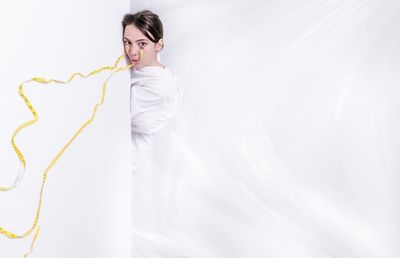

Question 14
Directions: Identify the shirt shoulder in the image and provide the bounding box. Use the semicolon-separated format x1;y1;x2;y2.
132;67;168;86
131;67;180;97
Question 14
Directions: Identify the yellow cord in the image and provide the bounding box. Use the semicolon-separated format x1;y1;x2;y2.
0;51;141;257
23;226;40;258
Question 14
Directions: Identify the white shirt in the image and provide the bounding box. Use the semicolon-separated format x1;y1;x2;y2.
130;66;182;171
130;66;182;134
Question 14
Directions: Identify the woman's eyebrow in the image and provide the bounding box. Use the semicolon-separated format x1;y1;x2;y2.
123;37;148;42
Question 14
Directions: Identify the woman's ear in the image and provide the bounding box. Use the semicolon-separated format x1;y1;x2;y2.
155;38;164;52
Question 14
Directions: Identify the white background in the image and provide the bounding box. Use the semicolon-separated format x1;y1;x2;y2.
0;0;131;257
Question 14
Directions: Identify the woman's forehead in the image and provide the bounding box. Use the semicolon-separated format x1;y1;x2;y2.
124;25;146;39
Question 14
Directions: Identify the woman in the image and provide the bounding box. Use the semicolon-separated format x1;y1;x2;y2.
122;10;182;169
122;10;184;257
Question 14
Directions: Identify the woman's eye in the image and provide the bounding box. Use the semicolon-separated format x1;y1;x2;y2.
139;42;146;47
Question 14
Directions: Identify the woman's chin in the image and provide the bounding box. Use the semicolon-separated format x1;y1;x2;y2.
132;63;142;69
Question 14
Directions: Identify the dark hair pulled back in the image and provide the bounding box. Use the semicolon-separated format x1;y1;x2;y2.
122;10;164;44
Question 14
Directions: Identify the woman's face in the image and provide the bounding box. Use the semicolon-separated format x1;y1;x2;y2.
123;24;163;69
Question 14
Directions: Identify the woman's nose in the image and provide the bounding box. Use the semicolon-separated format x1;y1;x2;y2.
128;44;139;56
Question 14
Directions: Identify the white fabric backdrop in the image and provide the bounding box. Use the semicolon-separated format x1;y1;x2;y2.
131;1;400;257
